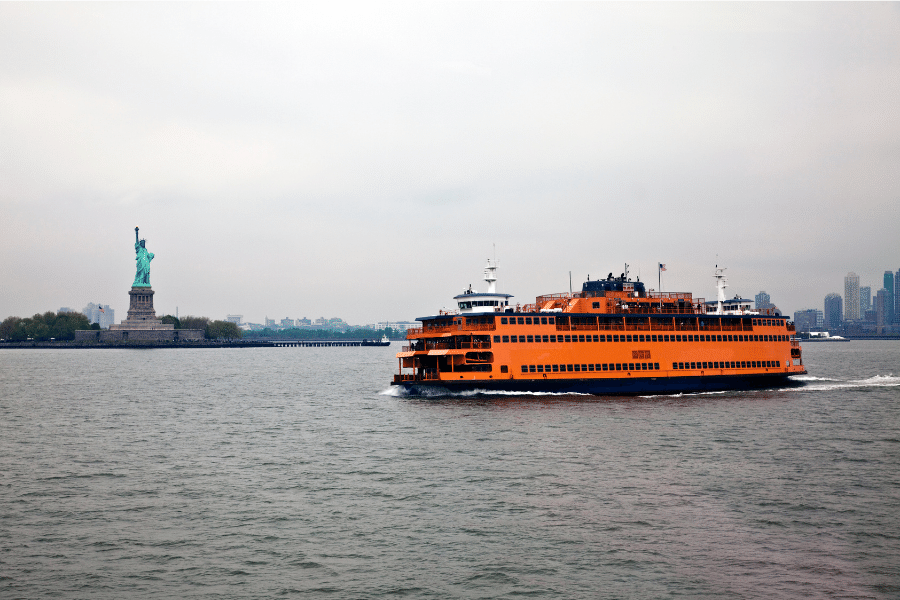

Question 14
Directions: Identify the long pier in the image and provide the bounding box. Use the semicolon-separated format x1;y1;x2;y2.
269;339;384;347
1;339;393;349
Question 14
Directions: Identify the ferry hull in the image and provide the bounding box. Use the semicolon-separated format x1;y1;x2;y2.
393;372;804;396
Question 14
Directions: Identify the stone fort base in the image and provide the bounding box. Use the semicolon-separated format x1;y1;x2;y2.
75;285;204;343
76;329;205;343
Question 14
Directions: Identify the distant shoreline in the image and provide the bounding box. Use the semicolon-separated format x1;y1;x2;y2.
0;339;394;349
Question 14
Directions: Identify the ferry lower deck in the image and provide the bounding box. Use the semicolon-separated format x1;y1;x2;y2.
393;313;807;395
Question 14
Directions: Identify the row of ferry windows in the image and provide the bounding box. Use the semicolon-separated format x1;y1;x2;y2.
673;360;782;369
752;319;781;327
522;363;661;373
501;316;556;325
494;333;788;344
499;316;784;328
517;360;783;374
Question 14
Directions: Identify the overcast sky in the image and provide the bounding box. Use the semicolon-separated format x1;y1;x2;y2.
2;2;899;325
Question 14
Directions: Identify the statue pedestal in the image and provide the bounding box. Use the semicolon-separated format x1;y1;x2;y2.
109;287;173;330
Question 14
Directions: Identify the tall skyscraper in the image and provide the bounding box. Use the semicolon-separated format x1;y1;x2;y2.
844;272;860;321
895;268;900;324
755;291;773;310
875;289;889;333
859;286;871;316
824;293;842;330
885;271;896;326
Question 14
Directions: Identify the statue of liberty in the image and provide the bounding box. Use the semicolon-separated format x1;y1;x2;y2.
133;227;154;287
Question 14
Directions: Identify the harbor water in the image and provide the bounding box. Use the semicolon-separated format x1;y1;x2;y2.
1;341;898;598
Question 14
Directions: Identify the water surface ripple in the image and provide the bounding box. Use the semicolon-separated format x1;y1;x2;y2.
1;342;898;598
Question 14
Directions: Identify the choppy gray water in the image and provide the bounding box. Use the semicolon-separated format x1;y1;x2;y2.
1;342;898;599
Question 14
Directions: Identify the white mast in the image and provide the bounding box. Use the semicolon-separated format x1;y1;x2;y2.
714;266;728;314
484;258;498;294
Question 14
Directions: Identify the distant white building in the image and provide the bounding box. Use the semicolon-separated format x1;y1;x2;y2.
225;315;242;325
83;302;115;329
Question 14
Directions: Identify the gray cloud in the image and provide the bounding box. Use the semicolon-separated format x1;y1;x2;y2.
2;3;899;324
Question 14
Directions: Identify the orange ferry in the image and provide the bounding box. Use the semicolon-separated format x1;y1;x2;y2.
392;261;806;395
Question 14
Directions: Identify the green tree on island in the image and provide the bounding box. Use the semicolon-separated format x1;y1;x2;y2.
0;311;92;341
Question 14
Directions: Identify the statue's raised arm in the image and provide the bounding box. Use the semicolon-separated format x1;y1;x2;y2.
132;226;154;287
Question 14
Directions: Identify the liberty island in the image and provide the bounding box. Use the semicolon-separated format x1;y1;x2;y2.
76;227;204;343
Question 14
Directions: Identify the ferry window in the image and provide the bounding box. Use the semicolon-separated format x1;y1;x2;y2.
564;335;571;343
542;335;549;343
613;334;619;342
550;335;557;343
529;365;536;372
678;362;685;369
654;363;659;370
702;362;707;369
591;335;597;342
602;364;608;371
651;335;656;342
501;317;508;324
548;318;555;324
521;365;528;373
527;335;534;343
493;335;500;343
525;317;532;325
628;363;635;371
537;365;544;372
517;317;524;325
592;302;600;309
502;336;509;343
579;335;585;342
675;335;681;342
588;364;594;371
552;365;559;372
673;363;678;370
567;364;574;372
599;335;605;343
615;364;622;371
626;335;632;343
582;364;588;371
574;364;580;372
501;365;508;373
511;336;518;343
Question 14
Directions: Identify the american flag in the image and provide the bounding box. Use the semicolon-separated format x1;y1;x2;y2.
659;264;667;272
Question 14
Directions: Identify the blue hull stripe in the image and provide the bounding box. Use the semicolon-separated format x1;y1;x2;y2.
395;373;800;396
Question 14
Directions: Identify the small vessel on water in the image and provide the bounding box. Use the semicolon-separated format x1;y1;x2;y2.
362;334;391;347
392;260;806;395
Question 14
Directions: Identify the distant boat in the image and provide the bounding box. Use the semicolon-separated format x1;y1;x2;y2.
361;335;390;347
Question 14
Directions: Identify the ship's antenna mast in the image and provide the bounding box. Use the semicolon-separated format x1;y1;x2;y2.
624;263;629;281
714;264;728;315
484;248;498;294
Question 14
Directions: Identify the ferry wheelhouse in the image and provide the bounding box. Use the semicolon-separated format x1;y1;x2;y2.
392;262;806;395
